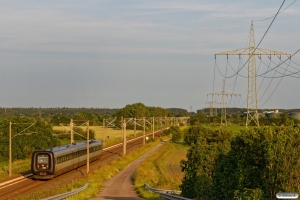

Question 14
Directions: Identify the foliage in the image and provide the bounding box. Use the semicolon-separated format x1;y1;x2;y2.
183;125;231;146
161;126;182;142
259;113;300;126
171;128;182;142
50;112;103;126
0;107;118;119
166;108;189;117
233;188;264;200
0;117;60;162
180;124;300;199
189;111;208;125
180;126;232;199
113;102;169;119
212;125;300;200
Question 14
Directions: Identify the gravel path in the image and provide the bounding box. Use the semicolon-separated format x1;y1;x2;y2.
89;142;165;200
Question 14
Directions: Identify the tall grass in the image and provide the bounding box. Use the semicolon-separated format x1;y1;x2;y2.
0;158;31;179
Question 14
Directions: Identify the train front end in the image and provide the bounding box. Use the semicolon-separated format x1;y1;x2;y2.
31;150;55;179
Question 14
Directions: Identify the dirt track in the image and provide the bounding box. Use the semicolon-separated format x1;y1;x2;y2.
89;142;165;200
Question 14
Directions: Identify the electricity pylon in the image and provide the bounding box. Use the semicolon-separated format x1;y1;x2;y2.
215;21;291;128
208;80;241;126
205;100;220;117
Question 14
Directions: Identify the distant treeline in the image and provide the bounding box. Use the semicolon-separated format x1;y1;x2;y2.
0;104;189;126
0;107;119;118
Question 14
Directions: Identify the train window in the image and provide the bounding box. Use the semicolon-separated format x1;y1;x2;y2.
38;155;49;163
37;154;49;169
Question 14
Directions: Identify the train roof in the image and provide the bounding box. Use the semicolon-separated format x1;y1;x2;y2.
38;140;102;154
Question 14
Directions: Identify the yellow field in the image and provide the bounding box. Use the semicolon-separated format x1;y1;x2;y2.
53;126;140;138
53;126;146;147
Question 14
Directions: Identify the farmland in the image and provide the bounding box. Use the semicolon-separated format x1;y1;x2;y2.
53;125;153;147
134;141;188;198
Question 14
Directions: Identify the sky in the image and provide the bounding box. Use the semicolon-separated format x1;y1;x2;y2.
0;0;299;111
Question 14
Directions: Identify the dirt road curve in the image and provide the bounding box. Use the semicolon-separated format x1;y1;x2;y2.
89;142;165;200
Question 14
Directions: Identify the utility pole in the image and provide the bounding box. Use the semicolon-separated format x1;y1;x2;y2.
9;122;12;177
103;119;106;141
86;120;89;174
215;21;290;127
70;119;74;144
123;118;127;155
143;117;145;145
134;117;136;137
160;117;162;135
152;116;154;139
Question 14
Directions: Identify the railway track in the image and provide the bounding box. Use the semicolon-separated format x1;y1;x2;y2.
0;130;163;199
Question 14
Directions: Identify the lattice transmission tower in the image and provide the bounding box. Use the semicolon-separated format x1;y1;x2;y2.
205;100;220;117
214;21;291;128
207;80;241;126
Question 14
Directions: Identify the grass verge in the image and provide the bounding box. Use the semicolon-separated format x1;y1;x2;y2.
19;137;167;200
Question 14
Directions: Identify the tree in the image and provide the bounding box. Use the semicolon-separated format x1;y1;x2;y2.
114;103;149;119
189;111;208;125
0;118;60;161
211;124;300;199
113;102;170;120
180;126;232;199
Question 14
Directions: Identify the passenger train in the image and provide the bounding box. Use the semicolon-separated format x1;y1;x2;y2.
31;140;103;179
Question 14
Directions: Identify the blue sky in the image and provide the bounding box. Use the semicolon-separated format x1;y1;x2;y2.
0;0;299;110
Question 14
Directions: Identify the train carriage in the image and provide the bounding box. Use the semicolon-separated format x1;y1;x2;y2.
31;140;103;180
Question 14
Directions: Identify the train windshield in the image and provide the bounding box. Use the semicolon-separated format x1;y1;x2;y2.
37;155;49;163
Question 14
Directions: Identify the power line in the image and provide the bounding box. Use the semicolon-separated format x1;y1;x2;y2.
259;59;292;107
254;0;298;22
216;0;287;79
258;56;300;78
257;49;300;77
